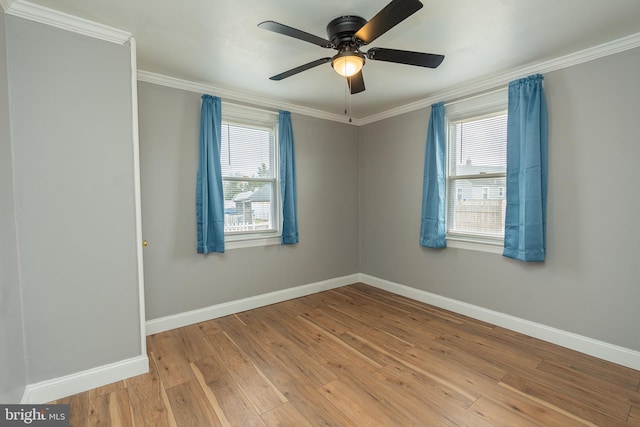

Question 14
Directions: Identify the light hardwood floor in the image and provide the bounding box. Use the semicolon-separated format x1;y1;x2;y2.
54;283;640;426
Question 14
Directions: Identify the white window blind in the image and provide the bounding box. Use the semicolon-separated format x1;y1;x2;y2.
447;111;507;241
221;121;278;236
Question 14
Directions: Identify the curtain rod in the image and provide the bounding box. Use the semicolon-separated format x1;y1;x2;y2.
221;99;279;116
444;85;508;108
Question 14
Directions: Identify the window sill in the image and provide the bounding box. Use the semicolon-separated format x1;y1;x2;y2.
225;235;281;250
446;236;503;254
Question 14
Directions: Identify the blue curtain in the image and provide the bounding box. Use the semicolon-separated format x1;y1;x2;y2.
503;74;548;262
196;95;225;254
420;102;447;248
279;111;298;244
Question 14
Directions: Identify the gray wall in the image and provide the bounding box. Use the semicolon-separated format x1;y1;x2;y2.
359;47;640;351
6;17;142;382
0;12;27;403
138;82;360;320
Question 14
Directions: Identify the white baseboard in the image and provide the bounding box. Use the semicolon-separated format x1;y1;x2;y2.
360;274;640;371
22;272;638;404
21;355;149;404
145;274;360;335
148;271;640;371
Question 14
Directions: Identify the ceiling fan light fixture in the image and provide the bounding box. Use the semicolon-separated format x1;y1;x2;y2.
259;0;445;94
332;53;364;77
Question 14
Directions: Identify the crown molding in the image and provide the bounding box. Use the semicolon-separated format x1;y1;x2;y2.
0;0;13;12
137;70;356;125
139;31;639;127
5;1;638;125
358;32;640;125
5;0;131;45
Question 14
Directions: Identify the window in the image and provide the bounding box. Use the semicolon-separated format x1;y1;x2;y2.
445;90;508;252
221;104;280;247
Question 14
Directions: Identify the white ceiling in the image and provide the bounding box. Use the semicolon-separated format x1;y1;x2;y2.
19;0;640;119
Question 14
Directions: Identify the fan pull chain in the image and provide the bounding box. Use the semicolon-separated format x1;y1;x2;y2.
344;77;348;115
349;88;353;123
343;77;354;123
347;65;352;122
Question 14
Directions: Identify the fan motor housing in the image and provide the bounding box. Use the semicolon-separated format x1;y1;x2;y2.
326;16;367;46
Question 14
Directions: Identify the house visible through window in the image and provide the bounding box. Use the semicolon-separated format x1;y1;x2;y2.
220;104;279;243
446;110;507;245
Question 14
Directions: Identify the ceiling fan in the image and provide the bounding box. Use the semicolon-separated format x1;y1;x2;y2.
258;0;444;94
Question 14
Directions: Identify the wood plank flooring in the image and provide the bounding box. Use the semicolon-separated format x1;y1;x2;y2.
53;283;640;426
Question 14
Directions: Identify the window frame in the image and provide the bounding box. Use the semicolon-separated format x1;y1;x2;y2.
444;89;508;254
221;103;281;250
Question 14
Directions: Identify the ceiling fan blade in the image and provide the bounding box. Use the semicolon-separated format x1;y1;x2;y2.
347;71;366;94
367;47;444;68
269;58;332;81
258;21;333;48
354;0;423;45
